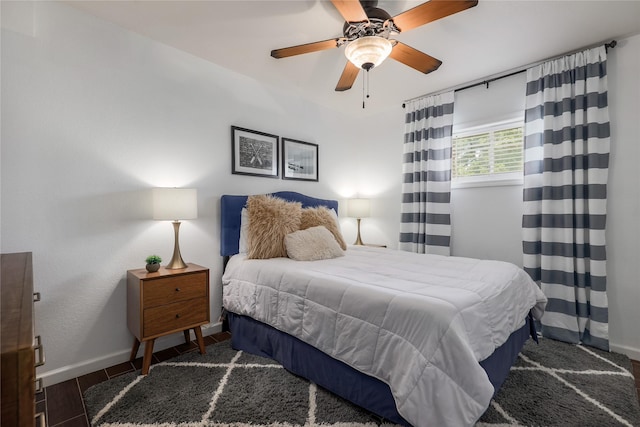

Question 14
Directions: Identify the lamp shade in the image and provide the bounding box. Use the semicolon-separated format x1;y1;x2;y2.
152;188;198;220
347;198;371;219
344;36;393;69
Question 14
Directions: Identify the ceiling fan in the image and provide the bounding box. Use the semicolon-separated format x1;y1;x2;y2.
271;0;479;92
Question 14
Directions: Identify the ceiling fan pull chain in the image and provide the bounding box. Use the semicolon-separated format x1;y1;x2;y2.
362;68;373;109
362;68;366;109
367;69;371;100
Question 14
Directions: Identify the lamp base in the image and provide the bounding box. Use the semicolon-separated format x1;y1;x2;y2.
166;221;188;269
353;218;365;246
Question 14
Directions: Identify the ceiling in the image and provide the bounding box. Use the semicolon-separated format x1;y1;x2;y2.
64;0;640;116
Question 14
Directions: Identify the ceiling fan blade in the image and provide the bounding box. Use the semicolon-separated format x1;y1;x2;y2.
271;38;344;59
392;0;478;33
335;61;360;91
389;42;442;74
331;0;369;23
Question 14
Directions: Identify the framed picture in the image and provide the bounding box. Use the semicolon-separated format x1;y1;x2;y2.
231;126;279;178
282;138;319;181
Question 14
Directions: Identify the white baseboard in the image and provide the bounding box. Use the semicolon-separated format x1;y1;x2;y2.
39;322;223;387
610;342;640;362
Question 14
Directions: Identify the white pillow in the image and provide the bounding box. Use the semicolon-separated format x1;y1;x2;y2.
238;208;249;253
329;208;342;234
285;226;344;261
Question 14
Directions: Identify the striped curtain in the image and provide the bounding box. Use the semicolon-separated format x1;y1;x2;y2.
399;91;454;256
523;46;610;350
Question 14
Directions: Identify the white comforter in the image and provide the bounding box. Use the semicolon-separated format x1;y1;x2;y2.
222;246;547;427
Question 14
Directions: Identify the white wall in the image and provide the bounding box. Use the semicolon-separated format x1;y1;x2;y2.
2;2;638;388
338;111;405;249
0;1;368;385
450;74;526;266
605;34;640;360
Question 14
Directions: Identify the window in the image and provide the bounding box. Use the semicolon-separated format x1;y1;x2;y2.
452;119;524;188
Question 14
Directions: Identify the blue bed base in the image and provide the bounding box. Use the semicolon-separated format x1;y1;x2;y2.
220;191;534;425
228;312;533;426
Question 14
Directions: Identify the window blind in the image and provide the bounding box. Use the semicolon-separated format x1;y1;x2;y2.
452;120;523;185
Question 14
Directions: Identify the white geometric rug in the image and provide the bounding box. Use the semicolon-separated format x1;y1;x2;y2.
85;341;393;427
478;337;639;426
83;338;640;427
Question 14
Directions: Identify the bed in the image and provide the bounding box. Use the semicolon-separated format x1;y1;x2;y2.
220;191;547;427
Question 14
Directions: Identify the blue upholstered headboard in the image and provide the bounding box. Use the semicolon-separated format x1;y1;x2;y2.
220;191;339;257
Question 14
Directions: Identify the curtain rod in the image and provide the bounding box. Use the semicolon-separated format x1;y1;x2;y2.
402;40;617;108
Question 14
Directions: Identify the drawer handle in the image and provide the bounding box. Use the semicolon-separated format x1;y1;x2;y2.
35;412;46;427
35;377;44;393
175;314;181;319
34;335;46;367
33;292;41;302
175;287;181;292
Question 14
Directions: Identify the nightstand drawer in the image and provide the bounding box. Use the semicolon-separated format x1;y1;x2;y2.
142;272;207;307
143;298;208;337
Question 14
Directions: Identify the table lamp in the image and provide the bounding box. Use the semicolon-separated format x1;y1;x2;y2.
347;198;370;246
152;188;198;269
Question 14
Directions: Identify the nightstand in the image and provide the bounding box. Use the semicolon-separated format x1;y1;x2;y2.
127;263;210;375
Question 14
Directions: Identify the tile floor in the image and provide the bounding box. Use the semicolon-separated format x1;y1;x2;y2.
37;335;640;427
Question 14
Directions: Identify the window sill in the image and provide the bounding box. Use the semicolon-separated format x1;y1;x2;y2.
452;177;523;189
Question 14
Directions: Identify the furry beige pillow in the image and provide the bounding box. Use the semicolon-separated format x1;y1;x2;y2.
246;195;302;259
300;206;347;250
285;226;345;261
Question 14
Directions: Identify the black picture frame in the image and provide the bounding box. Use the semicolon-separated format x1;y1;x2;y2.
231;126;279;178
282;138;319;182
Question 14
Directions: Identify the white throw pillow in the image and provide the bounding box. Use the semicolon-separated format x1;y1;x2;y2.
285;226;345;261
239;208;249;253
330;208;343;234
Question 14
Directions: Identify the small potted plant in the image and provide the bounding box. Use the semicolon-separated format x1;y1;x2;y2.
145;255;162;273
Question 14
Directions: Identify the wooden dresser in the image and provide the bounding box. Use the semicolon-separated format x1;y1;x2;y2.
1;252;45;427
127;263;209;374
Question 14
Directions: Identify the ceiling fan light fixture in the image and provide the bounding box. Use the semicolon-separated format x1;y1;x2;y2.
344;36;392;70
